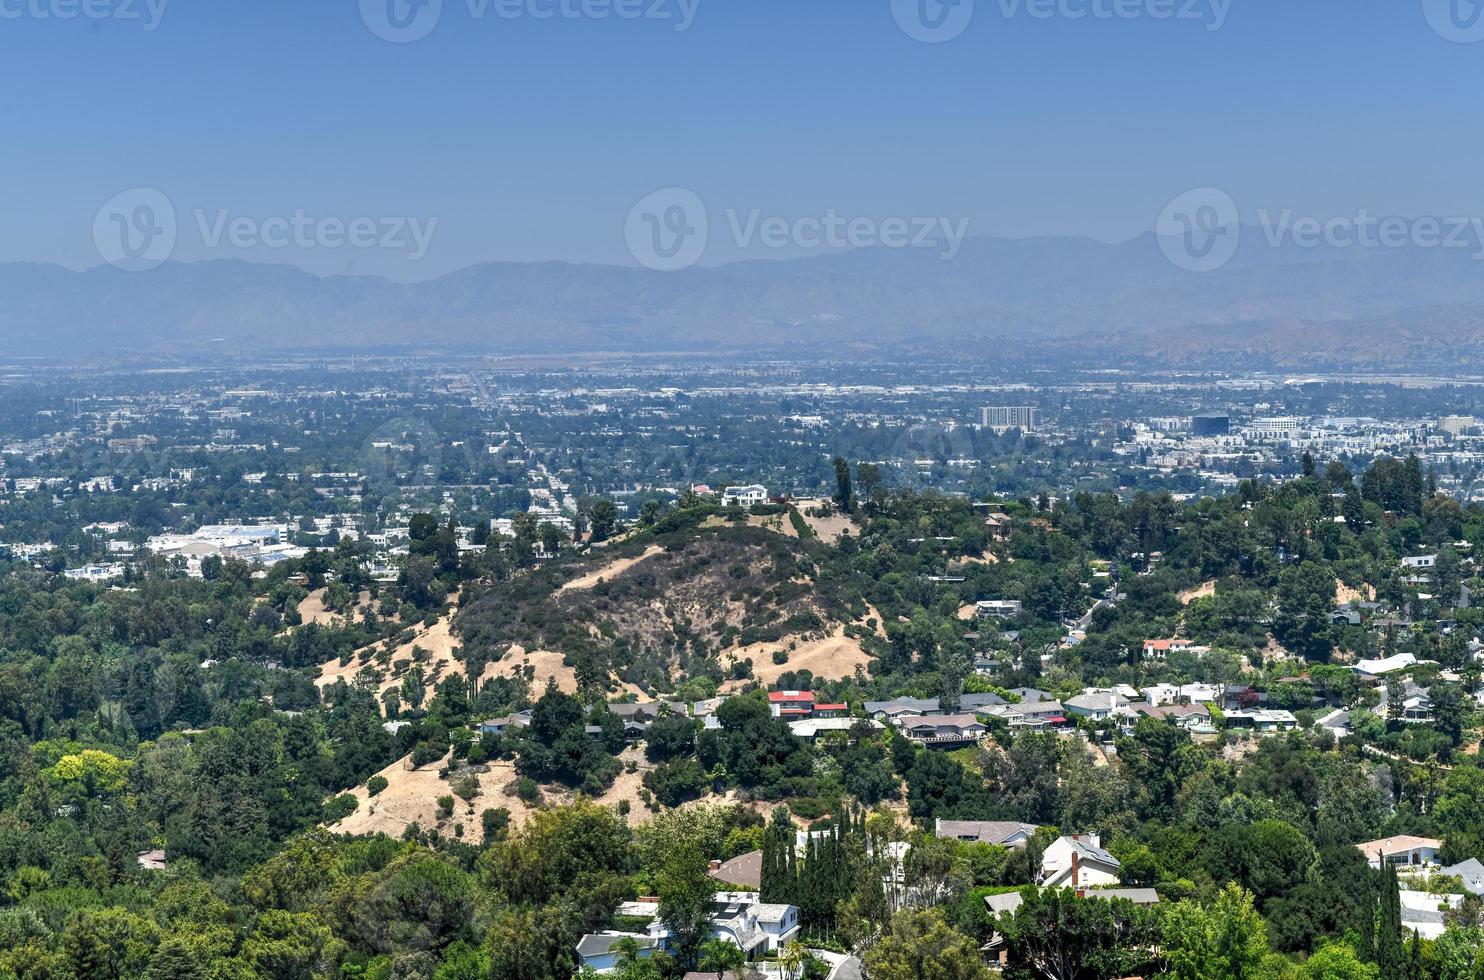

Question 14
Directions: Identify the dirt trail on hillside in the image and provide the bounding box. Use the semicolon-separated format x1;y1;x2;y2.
560;545;666;592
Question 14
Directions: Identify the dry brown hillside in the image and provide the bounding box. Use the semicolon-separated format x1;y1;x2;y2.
455;523;874;696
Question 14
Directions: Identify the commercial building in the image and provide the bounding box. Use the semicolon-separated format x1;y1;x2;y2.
981;406;1039;433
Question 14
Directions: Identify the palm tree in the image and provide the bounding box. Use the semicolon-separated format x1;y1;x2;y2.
612;937;642;969
779;939;809;980
697;938;744;980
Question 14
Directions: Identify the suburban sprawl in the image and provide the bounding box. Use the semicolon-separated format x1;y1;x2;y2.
5;357;1484;980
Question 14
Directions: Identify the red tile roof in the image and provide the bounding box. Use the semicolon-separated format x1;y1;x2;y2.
768;691;814;702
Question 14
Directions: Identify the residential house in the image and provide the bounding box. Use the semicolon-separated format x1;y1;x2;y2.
788;717;882;741
975;600;1024;620
575;933;659;973
1142;638;1207;660
935;819;1040;848
982;511;1013;540
767;691;814;719
1040;834;1122;889
864;696;941;721
1399;690;1435;724
708;852;762;890
1441;858;1484;895
707;892;800;954
477;711;531;736
1224;708;1298;733
721;485;769;508
1356;835;1442;870
1135;702;1214;733
1352;653;1419;677
1064;691;1130;721
577;893;799;969
1014;699;1066;725
900;713;988;744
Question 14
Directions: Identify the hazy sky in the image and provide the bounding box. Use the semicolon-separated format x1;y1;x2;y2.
2;0;1481;278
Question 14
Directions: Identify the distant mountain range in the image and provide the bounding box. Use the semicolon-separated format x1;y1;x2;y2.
8;229;1484;368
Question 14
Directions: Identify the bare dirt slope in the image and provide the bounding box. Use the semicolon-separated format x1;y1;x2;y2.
327;744;734;842
314;607;463;703
791;499;855;544
723;625;873;690
559;545;665;593
1179;580;1217;605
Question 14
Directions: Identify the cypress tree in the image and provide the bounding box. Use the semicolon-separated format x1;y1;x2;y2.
1376;865;1405;977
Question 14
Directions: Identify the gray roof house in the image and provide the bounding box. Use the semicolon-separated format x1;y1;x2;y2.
935;819;1040;847
1443;858;1484;895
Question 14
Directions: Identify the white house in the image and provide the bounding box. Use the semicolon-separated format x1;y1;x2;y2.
1402;554;1438;570
975;600;1025;620
1224;708;1298;733
705;892;800;955
1142;638;1207;660
1041;834;1122;889
1353;652;1419;676
578;893;800;970
721;485;768;508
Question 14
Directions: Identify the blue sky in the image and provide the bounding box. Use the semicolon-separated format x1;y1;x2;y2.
2;0;1481;278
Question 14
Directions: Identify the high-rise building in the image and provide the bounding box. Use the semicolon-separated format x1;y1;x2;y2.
1191;414;1230;437
982;406;1039;433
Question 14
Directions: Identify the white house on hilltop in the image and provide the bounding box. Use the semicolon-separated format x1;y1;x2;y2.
721;485;768;507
